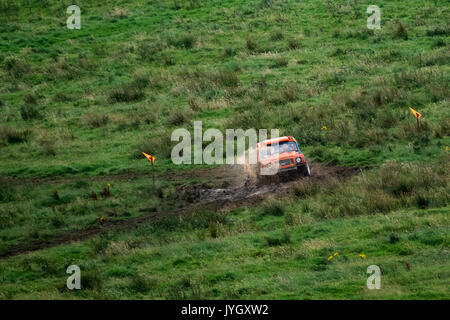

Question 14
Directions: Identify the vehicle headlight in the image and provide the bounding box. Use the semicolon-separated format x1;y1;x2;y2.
296;157;302;163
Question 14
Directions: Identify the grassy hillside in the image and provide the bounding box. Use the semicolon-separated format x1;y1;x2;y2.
0;0;449;299
1;160;449;299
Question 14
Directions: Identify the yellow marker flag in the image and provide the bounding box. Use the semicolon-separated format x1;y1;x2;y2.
142;152;155;164
409;107;422;120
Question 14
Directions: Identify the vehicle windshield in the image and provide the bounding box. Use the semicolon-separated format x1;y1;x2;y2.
260;141;298;159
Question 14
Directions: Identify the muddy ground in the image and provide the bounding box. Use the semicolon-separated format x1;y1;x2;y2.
177;163;362;208
0;163;362;258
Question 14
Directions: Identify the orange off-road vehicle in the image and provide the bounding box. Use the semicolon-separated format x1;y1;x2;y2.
255;136;310;180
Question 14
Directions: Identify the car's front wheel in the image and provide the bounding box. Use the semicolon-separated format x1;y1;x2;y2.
299;162;311;177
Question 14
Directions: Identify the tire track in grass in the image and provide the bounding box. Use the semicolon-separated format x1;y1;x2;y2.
0;164;362;259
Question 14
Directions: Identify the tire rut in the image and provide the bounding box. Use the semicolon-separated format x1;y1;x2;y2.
0;164;363;259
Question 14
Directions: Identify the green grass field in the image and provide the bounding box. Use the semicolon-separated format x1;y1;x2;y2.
0;0;449;299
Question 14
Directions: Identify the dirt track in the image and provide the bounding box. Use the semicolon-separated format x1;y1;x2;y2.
185;164;362;207
0;164;363;259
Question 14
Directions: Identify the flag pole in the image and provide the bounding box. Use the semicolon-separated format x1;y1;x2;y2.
409;107;422;131
142;152;156;187
152;161;155;186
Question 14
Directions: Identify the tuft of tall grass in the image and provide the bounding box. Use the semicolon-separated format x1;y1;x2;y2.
265;231;291;246
110;7;130;19
264;83;299;106
165;277;203;299
287;38;300;50
168;109;191;125
223;47;235;57
434;118;450;139
270;29;284;41
132;72;150;89
168;34;196;49
132;133;172;159
108;84;145;103
188;96;205;111
0;126;31;145
293;180;322;198
245;38;259;53
270;57;288;68
394;22;409;40
261;199;286;216
128;274;157;293
0;177;15;202
179;69;239;96
81;270;103;290
24;93;38;105
81;112;109;128
20;104;42;121
137;41;164;62
3;55;30;78
425;26;448;37
36;129;57;156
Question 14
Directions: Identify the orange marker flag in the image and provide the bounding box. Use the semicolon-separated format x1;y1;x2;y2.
409;107;422;120
142;152;155;164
